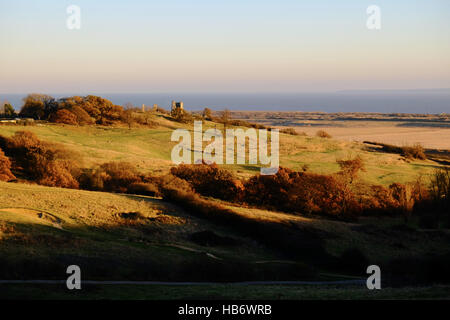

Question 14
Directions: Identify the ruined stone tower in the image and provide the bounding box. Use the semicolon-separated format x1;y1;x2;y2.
171;101;184;113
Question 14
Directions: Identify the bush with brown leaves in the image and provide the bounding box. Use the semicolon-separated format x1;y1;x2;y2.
244;167;359;218
316;130;332;138
79;161;141;193
49;109;78;125
170;162;244;201
1;131;80;188
38;160;79;189
337;155;365;184
0;147;15;182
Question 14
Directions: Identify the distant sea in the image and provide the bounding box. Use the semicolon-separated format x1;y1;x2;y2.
1;91;449;114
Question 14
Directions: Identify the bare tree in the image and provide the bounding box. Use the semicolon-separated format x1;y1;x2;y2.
219;109;231;129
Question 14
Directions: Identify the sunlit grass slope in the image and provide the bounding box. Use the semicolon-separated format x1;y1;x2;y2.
0;119;440;185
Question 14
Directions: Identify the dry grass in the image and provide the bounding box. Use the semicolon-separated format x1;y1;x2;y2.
288;122;450;150
0;181;173;228
0;122;443;186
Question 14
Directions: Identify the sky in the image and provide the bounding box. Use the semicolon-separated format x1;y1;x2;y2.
0;0;450;94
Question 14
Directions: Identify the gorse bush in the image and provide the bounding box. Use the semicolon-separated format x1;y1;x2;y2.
78;161;162;196
171;107;194;124
355;184;400;215
79;162;141;193
244;167;359;218
169;163;361;218
170;162;245;201
127;182;160;197
402;144;427;160
0;148;15;182
316;130;332;138
371;141;427;160
38;160;79;189
1;131;80;188
279;127;302;136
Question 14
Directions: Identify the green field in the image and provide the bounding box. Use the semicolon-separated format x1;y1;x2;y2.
0;121;439;185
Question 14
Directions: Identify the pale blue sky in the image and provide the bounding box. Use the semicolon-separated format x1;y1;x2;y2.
1;0;449;93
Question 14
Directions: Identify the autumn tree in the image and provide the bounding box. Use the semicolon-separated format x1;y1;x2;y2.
337;155;365;184
56;95;123;124
19;94;57;120
202;107;213;120
0;103;16;118
69;105;95;125
219;109;231;128
50;109;78;125
121;109;134;129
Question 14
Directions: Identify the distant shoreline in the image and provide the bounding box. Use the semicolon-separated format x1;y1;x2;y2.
2;92;450;114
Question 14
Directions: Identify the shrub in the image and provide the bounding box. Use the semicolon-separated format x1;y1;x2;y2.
430;167;450;207
171;108;193;124
279;127;301;136
371;141;427;160
170;163;244;201
316;130;331;138
202;108;213;120
244;167;359;218
133;113;158;127
402;144;426;160
79;162;141;193
155;106;169;114
389;183;414;213
357;184;399;215
38;160;79;189
2;131;80;188
127;182;160;197
417;167;450;228
0;148;15;181
337;155;365;184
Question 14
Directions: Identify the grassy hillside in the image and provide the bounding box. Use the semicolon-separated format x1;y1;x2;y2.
1;180;449;298
0;181;291;280
0;121;440;185
1;119;449;299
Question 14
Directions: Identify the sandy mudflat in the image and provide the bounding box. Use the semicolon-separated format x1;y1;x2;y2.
293;122;450;150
